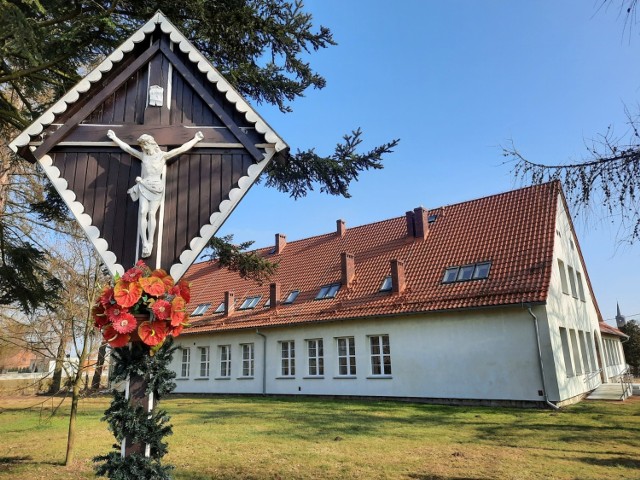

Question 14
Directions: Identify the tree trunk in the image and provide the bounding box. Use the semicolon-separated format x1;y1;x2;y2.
90;343;107;390
64;371;82;465
49;333;68;393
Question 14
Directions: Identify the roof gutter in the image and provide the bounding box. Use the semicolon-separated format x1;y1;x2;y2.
527;306;560;410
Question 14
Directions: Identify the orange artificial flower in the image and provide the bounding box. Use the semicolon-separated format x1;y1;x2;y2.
170;279;191;303
137;321;168;347
113;280;143;308
170;296;186;326
151;268;174;289
139;276;166;297
98;285;115;307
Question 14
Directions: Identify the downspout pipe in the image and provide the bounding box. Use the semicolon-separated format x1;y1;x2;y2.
527;306;561;410
256;329;267;395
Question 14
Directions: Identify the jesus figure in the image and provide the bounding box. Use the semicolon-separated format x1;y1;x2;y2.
107;129;204;258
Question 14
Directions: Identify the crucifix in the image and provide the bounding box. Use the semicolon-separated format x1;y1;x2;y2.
107;129;204;258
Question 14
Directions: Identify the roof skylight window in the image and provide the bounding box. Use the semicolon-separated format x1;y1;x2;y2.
283;290;300;304
263;298;271;308
239;295;262;310
214;302;225;313
428;214;438;223
442;261;492;284
316;283;341;300
379;276;393;292
191;303;211;316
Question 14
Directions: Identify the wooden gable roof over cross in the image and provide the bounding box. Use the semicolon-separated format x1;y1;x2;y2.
9;11;287;281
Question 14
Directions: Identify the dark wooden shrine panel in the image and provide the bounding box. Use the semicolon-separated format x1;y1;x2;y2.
82;66;148;125
160;150;256;268
50;147;140;269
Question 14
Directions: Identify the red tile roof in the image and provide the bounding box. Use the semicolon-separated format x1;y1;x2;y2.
599;322;628;338
183;182;563;334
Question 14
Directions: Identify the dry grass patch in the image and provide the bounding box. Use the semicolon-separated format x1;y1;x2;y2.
0;395;639;479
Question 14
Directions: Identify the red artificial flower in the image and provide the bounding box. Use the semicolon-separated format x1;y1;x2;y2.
139;276;166;297
114;280;143;308
152;299;171;320
169;297;186;326
92;304;109;328
111;312;137;334
98;286;115;307
137;321;168;346
102;325;130;348
170;280;191;303
151;268;174;289
122;265;143;282
106;304;129;322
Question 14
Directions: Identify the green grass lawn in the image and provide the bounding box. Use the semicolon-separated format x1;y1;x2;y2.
0;394;639;479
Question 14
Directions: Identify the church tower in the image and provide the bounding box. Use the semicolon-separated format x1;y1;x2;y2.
616;302;627;328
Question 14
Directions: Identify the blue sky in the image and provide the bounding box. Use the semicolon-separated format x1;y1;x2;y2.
217;0;640;325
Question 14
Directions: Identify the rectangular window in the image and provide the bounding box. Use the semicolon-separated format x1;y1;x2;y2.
337;337;356;376
559;328;574;377
558;259;569;294
316;284;341;300
283;290;299;304
307;339;324;376
219;345;231;377
241;343;254;377
191;303;211;316
587;334;597;373
180;348;191;378
472;262;491;279
456;265;474;281
578;331;590;373
369;335;391;375
198;346;210;378
442;267;459;283
576;271;586;301
280;341;295;376
569;329;583;375
567;265;578;298
239;296;262;310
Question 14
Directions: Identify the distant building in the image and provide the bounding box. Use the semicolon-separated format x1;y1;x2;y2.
172;182;628;407
616;303;627;328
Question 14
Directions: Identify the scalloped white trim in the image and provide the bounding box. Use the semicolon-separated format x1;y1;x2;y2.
169;148;277;281
9;11;288;154
39;152;124;277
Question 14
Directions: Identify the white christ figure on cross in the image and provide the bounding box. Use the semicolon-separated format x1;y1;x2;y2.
107;129;204;258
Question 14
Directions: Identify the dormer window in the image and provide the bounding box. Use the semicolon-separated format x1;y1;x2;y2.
379;276;393;292
191;303;211;316
442;261;492;284
315;283;340;300
283;290;300;304
239;295;262;310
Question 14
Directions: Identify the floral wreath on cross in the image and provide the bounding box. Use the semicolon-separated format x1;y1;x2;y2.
93;261;190;351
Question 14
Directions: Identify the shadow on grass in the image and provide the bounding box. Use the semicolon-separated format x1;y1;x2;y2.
580;456;640;469
408;475;490;480
0;456;32;472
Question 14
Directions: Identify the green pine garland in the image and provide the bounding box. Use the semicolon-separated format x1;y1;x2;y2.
95;338;178;479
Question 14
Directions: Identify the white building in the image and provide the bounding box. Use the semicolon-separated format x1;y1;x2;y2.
171;182;628;407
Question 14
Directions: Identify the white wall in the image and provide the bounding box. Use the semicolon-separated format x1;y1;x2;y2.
172;306;546;402
544;196;606;401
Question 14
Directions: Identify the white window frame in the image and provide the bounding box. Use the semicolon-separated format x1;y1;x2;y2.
241;343;254;377
559;327;574;377
577;331;591;373
180;347;191;378
239;296;262;310
191;303;211;316
569;329;583;375
306;339;324;376
336;337;356;376
576;271;586;301
567;265;578;298
369;335;392;376
219;345;231;378
280;341;295;377
557;259;569;295
198;346;210;378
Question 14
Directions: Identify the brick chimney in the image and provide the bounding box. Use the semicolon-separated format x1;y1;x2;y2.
275;233;286;254
341;252;355;288
224;291;235;316
406;207;429;240
337;219;346;237
390;259;406;294
413;207;429;240
405;211;415;237
270;282;280;310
